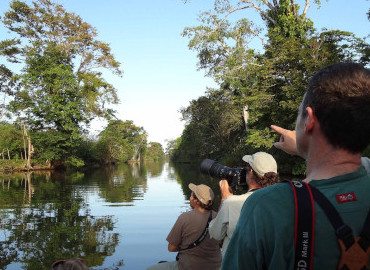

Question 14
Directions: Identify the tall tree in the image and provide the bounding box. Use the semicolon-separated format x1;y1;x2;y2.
180;0;370;174
0;0;122;164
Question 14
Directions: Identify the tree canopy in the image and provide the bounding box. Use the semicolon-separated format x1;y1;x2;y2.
96;120;147;164
0;0;122;165
176;0;370;174
145;142;165;162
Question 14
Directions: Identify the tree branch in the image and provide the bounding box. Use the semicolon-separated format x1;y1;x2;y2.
241;0;277;26
290;0;297;17
248;27;266;46
262;0;274;10
217;6;250;29
213;3;267;47
217;38;231;55
302;0;310;18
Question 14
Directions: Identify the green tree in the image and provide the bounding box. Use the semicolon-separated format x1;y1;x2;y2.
96;120;147;164
179;0;369;174
177;90;246;163
144;142;165;161
166;137;182;160
0;122;23;160
0;0;122;165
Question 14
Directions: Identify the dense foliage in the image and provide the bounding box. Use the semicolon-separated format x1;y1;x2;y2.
0;120;165;168
0;122;23;160
0;0;165;167
0;0;122;166
96;120;147;164
174;0;370;174
145;142;165;162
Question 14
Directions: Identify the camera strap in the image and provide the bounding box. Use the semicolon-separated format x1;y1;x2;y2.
176;211;213;261
289;181;370;270
289;181;315;270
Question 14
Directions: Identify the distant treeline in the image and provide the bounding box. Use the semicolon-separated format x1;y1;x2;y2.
0;120;165;170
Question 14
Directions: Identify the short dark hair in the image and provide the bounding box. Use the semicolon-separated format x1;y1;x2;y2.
301;63;370;153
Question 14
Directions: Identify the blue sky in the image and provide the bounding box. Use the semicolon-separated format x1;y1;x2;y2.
1;0;369;148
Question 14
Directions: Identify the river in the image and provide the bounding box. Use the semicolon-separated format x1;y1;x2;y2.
0;161;222;270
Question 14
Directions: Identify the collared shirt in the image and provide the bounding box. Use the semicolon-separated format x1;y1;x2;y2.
209;191;254;256
222;167;370;270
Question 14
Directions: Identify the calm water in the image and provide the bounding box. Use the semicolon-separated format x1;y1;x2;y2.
0;161;221;270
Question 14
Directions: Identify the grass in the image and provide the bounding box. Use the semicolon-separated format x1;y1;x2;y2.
0;159;28;172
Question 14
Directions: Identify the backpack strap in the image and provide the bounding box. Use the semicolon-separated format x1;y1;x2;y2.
176;211;213;261
309;185;370;270
309;185;355;249
289;181;315;270
182;211;213;250
358;210;370;252
290;181;370;270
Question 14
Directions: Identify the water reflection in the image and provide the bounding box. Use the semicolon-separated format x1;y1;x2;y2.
0;161;223;270
0;171;120;270
83;164;148;203
171;162;223;209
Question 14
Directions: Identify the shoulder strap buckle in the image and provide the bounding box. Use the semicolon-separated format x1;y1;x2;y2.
336;224;355;250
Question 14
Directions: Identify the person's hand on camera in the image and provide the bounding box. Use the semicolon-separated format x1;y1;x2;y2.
219;180;233;201
270;125;299;156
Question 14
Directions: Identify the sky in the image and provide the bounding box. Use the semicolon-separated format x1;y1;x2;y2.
1;0;369;148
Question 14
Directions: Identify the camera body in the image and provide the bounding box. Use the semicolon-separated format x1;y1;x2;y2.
200;159;248;191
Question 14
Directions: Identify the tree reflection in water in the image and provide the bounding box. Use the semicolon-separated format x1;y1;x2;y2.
171;161;223;209
0;161;162;270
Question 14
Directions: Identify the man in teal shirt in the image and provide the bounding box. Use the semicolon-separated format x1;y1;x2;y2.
222;63;370;269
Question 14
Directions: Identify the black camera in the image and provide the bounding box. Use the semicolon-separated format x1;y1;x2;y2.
200;159;248;191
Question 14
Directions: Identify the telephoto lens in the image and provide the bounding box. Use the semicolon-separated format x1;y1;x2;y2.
200;159;248;190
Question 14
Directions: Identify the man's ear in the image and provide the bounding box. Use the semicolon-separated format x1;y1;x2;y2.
305;107;315;133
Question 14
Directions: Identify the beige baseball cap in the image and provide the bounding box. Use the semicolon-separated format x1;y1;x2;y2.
188;183;214;205
242;152;277;177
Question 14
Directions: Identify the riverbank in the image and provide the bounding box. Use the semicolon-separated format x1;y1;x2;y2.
0;160;51;172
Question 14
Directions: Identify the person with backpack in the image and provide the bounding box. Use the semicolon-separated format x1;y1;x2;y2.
147;183;221;270
222;63;370;270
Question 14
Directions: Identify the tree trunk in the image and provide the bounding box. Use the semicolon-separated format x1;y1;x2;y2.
22;125;27;162
27;137;34;168
23;124;34;170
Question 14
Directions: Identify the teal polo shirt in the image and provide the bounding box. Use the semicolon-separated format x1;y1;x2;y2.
222;167;370;270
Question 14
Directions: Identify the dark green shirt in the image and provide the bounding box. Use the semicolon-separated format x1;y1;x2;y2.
222;167;370;270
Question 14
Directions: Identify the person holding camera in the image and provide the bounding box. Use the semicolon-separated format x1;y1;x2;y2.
147;183;221;270
208;152;279;257
222;63;370;270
